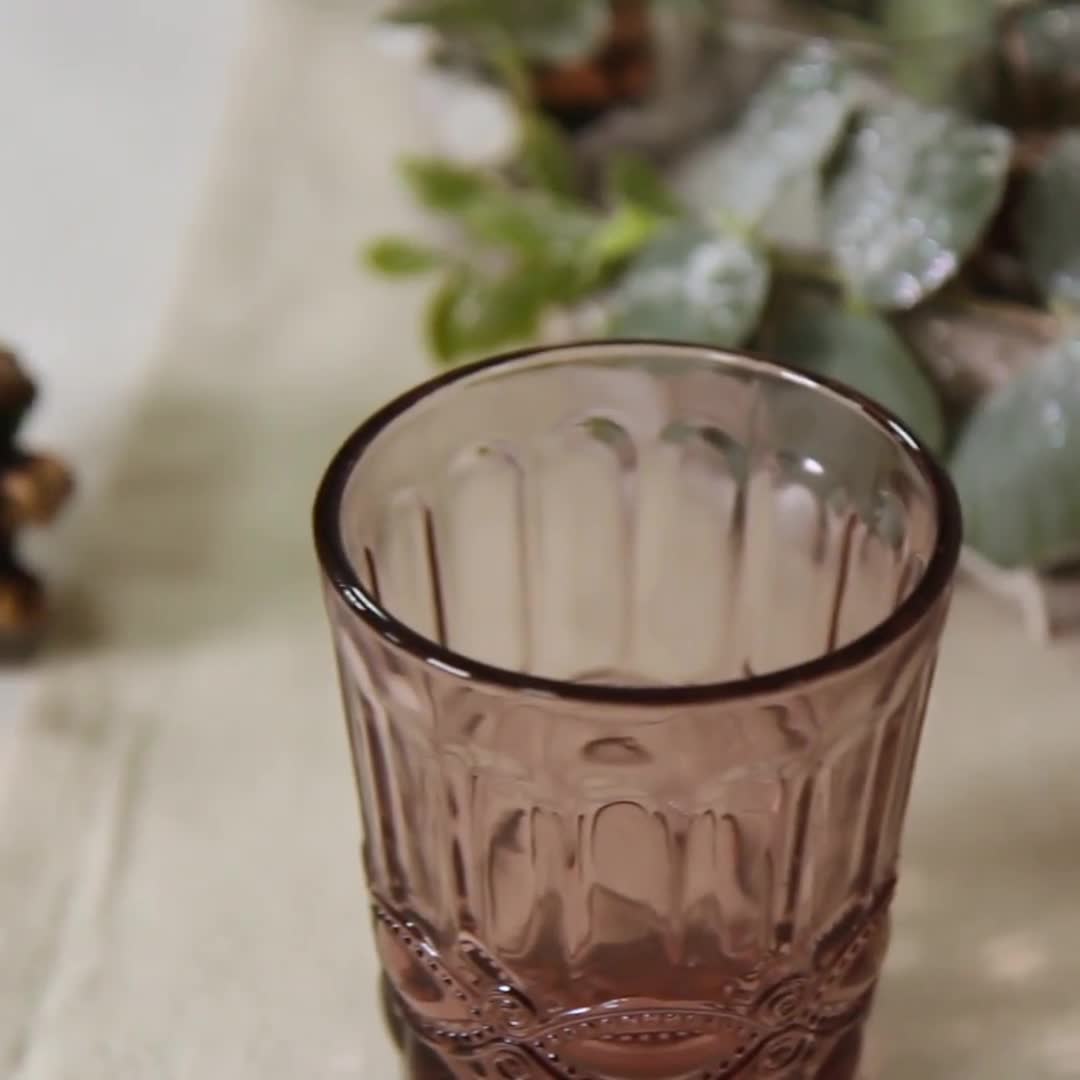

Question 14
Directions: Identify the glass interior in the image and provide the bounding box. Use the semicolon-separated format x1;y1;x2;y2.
338;343;939;687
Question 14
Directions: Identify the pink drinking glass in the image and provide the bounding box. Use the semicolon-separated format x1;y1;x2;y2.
313;341;961;1080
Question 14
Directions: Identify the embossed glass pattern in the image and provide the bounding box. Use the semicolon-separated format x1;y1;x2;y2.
314;342;961;1080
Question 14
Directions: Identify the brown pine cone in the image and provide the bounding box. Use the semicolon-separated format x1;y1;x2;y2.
1;452;74;529
532;0;654;131
0;345;35;443
0;346;74;659
0;554;46;660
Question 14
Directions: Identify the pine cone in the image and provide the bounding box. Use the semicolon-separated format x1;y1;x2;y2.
532;0;655;132
0;346;74;659
0;346;35;443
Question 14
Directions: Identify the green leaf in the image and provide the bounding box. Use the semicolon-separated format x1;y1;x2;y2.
401;157;493;213
610;155;681;217
951;336;1080;568
609;222;770;347
566;157;681;289
486;33;533;106
677;42;854;229
503;0;611;64
775;305;947;454
388;0;491;30
426;272;469;363
881;0;997;104
425;267;552;363
365;237;443;276
889;4;997;46
415;181;616;310
504;0;611;63
587;203;663;274
463;189;597;262
1020;130;1080;315
824;103;1012;310
518;112;578;199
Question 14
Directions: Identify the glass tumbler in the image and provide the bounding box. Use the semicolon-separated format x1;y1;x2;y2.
313;342;961;1080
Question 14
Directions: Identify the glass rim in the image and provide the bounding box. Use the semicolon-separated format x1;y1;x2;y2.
313;339;962;707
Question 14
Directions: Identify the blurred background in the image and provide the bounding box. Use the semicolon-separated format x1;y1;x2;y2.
0;0;247;485
2;2;1080;1078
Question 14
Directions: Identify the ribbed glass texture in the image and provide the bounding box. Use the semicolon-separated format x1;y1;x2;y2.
314;343;961;1080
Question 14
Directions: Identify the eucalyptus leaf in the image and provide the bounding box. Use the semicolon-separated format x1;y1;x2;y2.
426;267;553;363
609;222;769;346
494;0;611;63
401;157;493;213
1020;130;1080;314
776;306;947;453
951;336;1080;569
518;112;578;199
677;42;854;229
587;204;663;274
610;155;682;217
462;189;598;268
427;273;469;362
366;237;443;276
881;0;997;104
824;103;1012;310
390;0;610;63
402;160;600;281
882;0;996;41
